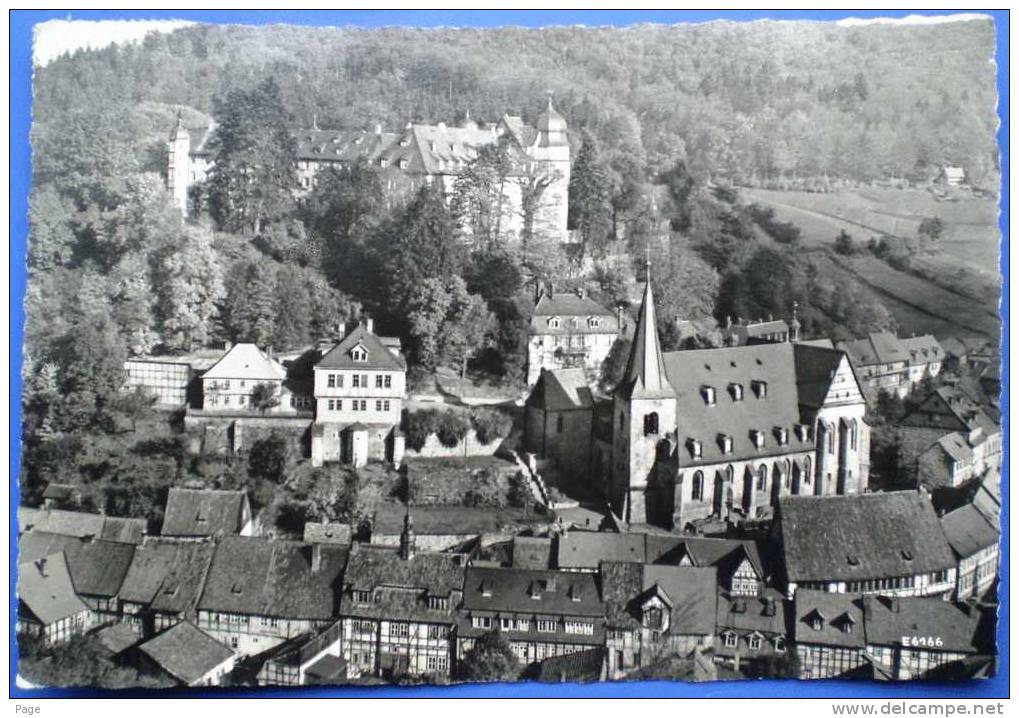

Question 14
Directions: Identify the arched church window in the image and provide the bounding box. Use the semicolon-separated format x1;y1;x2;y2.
643;413;659;436
756;464;767;491
804;457;812;483
850;419;858;450
692;471;704;501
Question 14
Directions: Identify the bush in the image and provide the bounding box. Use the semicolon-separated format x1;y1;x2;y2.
507;471;532;508
748;204;802;244
435;411;470;448
834;229;856;255
471;408;513;445
462;468;507;508
404;410;438;451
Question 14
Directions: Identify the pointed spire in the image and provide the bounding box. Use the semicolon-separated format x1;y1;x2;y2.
617;261;675;399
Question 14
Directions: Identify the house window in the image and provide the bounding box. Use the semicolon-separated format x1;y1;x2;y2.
548;317;561;329
353;590;372;603
748;634;762;651
376;375;384;388
643;412;659;436
376;400;383;411
752;430;765;449
752;381;767;399
384;375;392;389
702;386;716;405
389;622;409;638
724;632;737;648
427;596;448;611
643;607;664;630
353;375;361;388
360;400;367;411
774;636;786;653
730;383;743;401
352;347;368;362
811;616;824;631
692;471;704;501
556;415;564;433
361;374;368;387
383;400;390;411
690;439;702;459
537;620;557;633
565;621;594;635
588;317;601;328
721;435;733;454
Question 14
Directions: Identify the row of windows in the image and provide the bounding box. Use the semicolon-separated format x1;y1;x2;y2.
387;622;450;639
471;615;591;634
326;373;393;389
326;399;392;412
685;460;814;502
545;316;604;329
722;632;784;652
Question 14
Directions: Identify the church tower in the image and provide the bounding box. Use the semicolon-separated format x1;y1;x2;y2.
529;97;571;242
611;262;676;523
166;113;191;217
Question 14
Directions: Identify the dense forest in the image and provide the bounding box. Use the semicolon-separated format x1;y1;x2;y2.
19;19;999;518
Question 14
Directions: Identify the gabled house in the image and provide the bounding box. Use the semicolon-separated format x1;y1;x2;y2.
600;562;717;679
337;517;465;680
18;507;147;545
458;566;605;668
669;538;769;597
17;553;93;645
793;590;867;679
311;319;407;468
18;531;136;621
863;595;995;680
773;492;957;598
137;620;237;687
196;536;347;656
161;488;257;539
527;288;620;387
940;504;1000;601
714;588;789;670
524;367;596;479
118;539;216;635
201;343;292;413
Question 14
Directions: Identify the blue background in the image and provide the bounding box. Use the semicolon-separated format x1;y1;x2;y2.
8;8;1009;700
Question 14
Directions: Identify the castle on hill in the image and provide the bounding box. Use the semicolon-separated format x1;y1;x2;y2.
166;98;571;246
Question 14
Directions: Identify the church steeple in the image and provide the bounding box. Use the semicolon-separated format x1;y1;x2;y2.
617;261;675;399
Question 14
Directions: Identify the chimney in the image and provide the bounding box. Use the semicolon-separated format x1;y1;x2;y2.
311;543;323;572
616;304;625;331
364;317;375;334
374;123;383;135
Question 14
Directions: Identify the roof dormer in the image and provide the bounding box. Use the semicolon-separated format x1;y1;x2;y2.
730;383;744;401
752;380;767;399
350;343;369;362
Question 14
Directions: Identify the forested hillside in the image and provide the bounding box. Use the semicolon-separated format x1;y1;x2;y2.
34;19;998;185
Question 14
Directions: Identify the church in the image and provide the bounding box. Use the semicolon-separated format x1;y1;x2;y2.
528;265;872;530
166;98;571;245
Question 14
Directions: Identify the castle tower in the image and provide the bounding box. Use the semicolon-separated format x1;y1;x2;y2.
528;97;571;242
788;301;801;342
399;506;416;560
166;113;191;217
611;261;676;523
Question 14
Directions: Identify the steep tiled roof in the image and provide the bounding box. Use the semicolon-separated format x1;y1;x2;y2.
19;531;135;598
662;343;813;466
512;536;553;570
599;562;716;636
17;553;89;625
340;545;465;623
316;324;406;371
679;538;765;580
901;335;943;366
18;507;146;545
935;432;976;464
462;566;603;617
556;531;647;570
119;539;215;615
303;522;352;546
716;588;787;635
527;368;594;411
202;343;286;381
161;488;250;538
138;621;235;685
533;292;615;319
837;332;910;367
793;589;866;648
199;537;347;620
793;343;853;410
940;504;1000;559
863;595;993;653
777;492;956;583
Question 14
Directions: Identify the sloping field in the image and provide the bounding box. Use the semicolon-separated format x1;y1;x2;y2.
743;187;1001;277
741;188;1000;340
